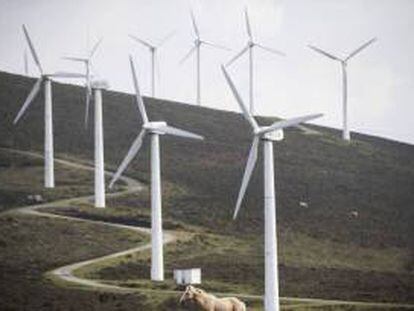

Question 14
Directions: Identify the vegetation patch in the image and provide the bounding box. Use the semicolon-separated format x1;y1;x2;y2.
0;150;95;211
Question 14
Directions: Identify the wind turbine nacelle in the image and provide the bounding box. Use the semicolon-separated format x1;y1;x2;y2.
263;129;284;141
145;121;167;133
91;80;110;90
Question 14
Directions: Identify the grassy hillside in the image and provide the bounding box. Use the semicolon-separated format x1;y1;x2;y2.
0;213;150;310
1;71;412;247
0;70;413;307
0;148;150;310
0;149;96;211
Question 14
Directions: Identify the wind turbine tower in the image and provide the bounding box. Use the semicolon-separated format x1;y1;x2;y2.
222;66;322;311
226;8;285;115
91;80;109;208
308;38;377;141
109;56;204;281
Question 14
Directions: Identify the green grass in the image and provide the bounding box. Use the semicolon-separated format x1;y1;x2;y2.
70;223;413;300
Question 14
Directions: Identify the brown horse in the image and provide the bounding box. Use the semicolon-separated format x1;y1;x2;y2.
179;285;246;311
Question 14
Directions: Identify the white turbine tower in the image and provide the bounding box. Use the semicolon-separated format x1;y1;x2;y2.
308;38;377;141
14;25;85;188
129;31;174;97
180;9;230;106
63;38;103;126
90;80;109;208
226;8;285;115
109;56;204;281
222;66;322;311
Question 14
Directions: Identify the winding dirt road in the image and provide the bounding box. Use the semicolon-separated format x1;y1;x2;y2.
2;147;413;310
1;147;177;292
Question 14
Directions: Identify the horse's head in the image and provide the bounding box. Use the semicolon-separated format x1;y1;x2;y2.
179;285;202;304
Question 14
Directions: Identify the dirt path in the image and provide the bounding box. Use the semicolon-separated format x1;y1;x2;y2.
1;147;413;309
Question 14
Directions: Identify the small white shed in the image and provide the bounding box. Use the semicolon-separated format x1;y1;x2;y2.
174;268;201;285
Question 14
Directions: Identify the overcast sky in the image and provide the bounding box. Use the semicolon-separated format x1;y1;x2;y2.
0;0;413;144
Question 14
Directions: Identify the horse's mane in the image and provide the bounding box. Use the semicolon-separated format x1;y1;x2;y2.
196;288;207;294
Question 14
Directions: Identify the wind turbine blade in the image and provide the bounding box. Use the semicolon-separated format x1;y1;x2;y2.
22;25;43;74
201;40;231;51
226;45;249;66
221;66;259;131
190;9;200;38
86;62;92;86
255;43;285;56
49;72;86;79
158;30;176;47
24;50;29;75
84;63;92;127
308;45;340;61
244;8;252;39
160;125;204;140
14;77;43;124
84;88;91;127
62;56;88;63
23;49;29;76
233;136;259;219
345;37;377;61
129;56;149;123
89;37;103;58
179;45;197;64
109;129;147;189
258;113;323;135
129;34;153;49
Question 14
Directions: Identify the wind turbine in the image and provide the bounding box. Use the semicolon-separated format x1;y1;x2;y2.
14;25;85;188
226;8;285;115
109;56;204;281
90;79;109;208
308;37;377;141
222;66;322;311
129;31;174;97
62;37;103;126
180;9;230;106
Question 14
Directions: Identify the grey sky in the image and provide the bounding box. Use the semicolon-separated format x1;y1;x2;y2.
0;0;413;144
